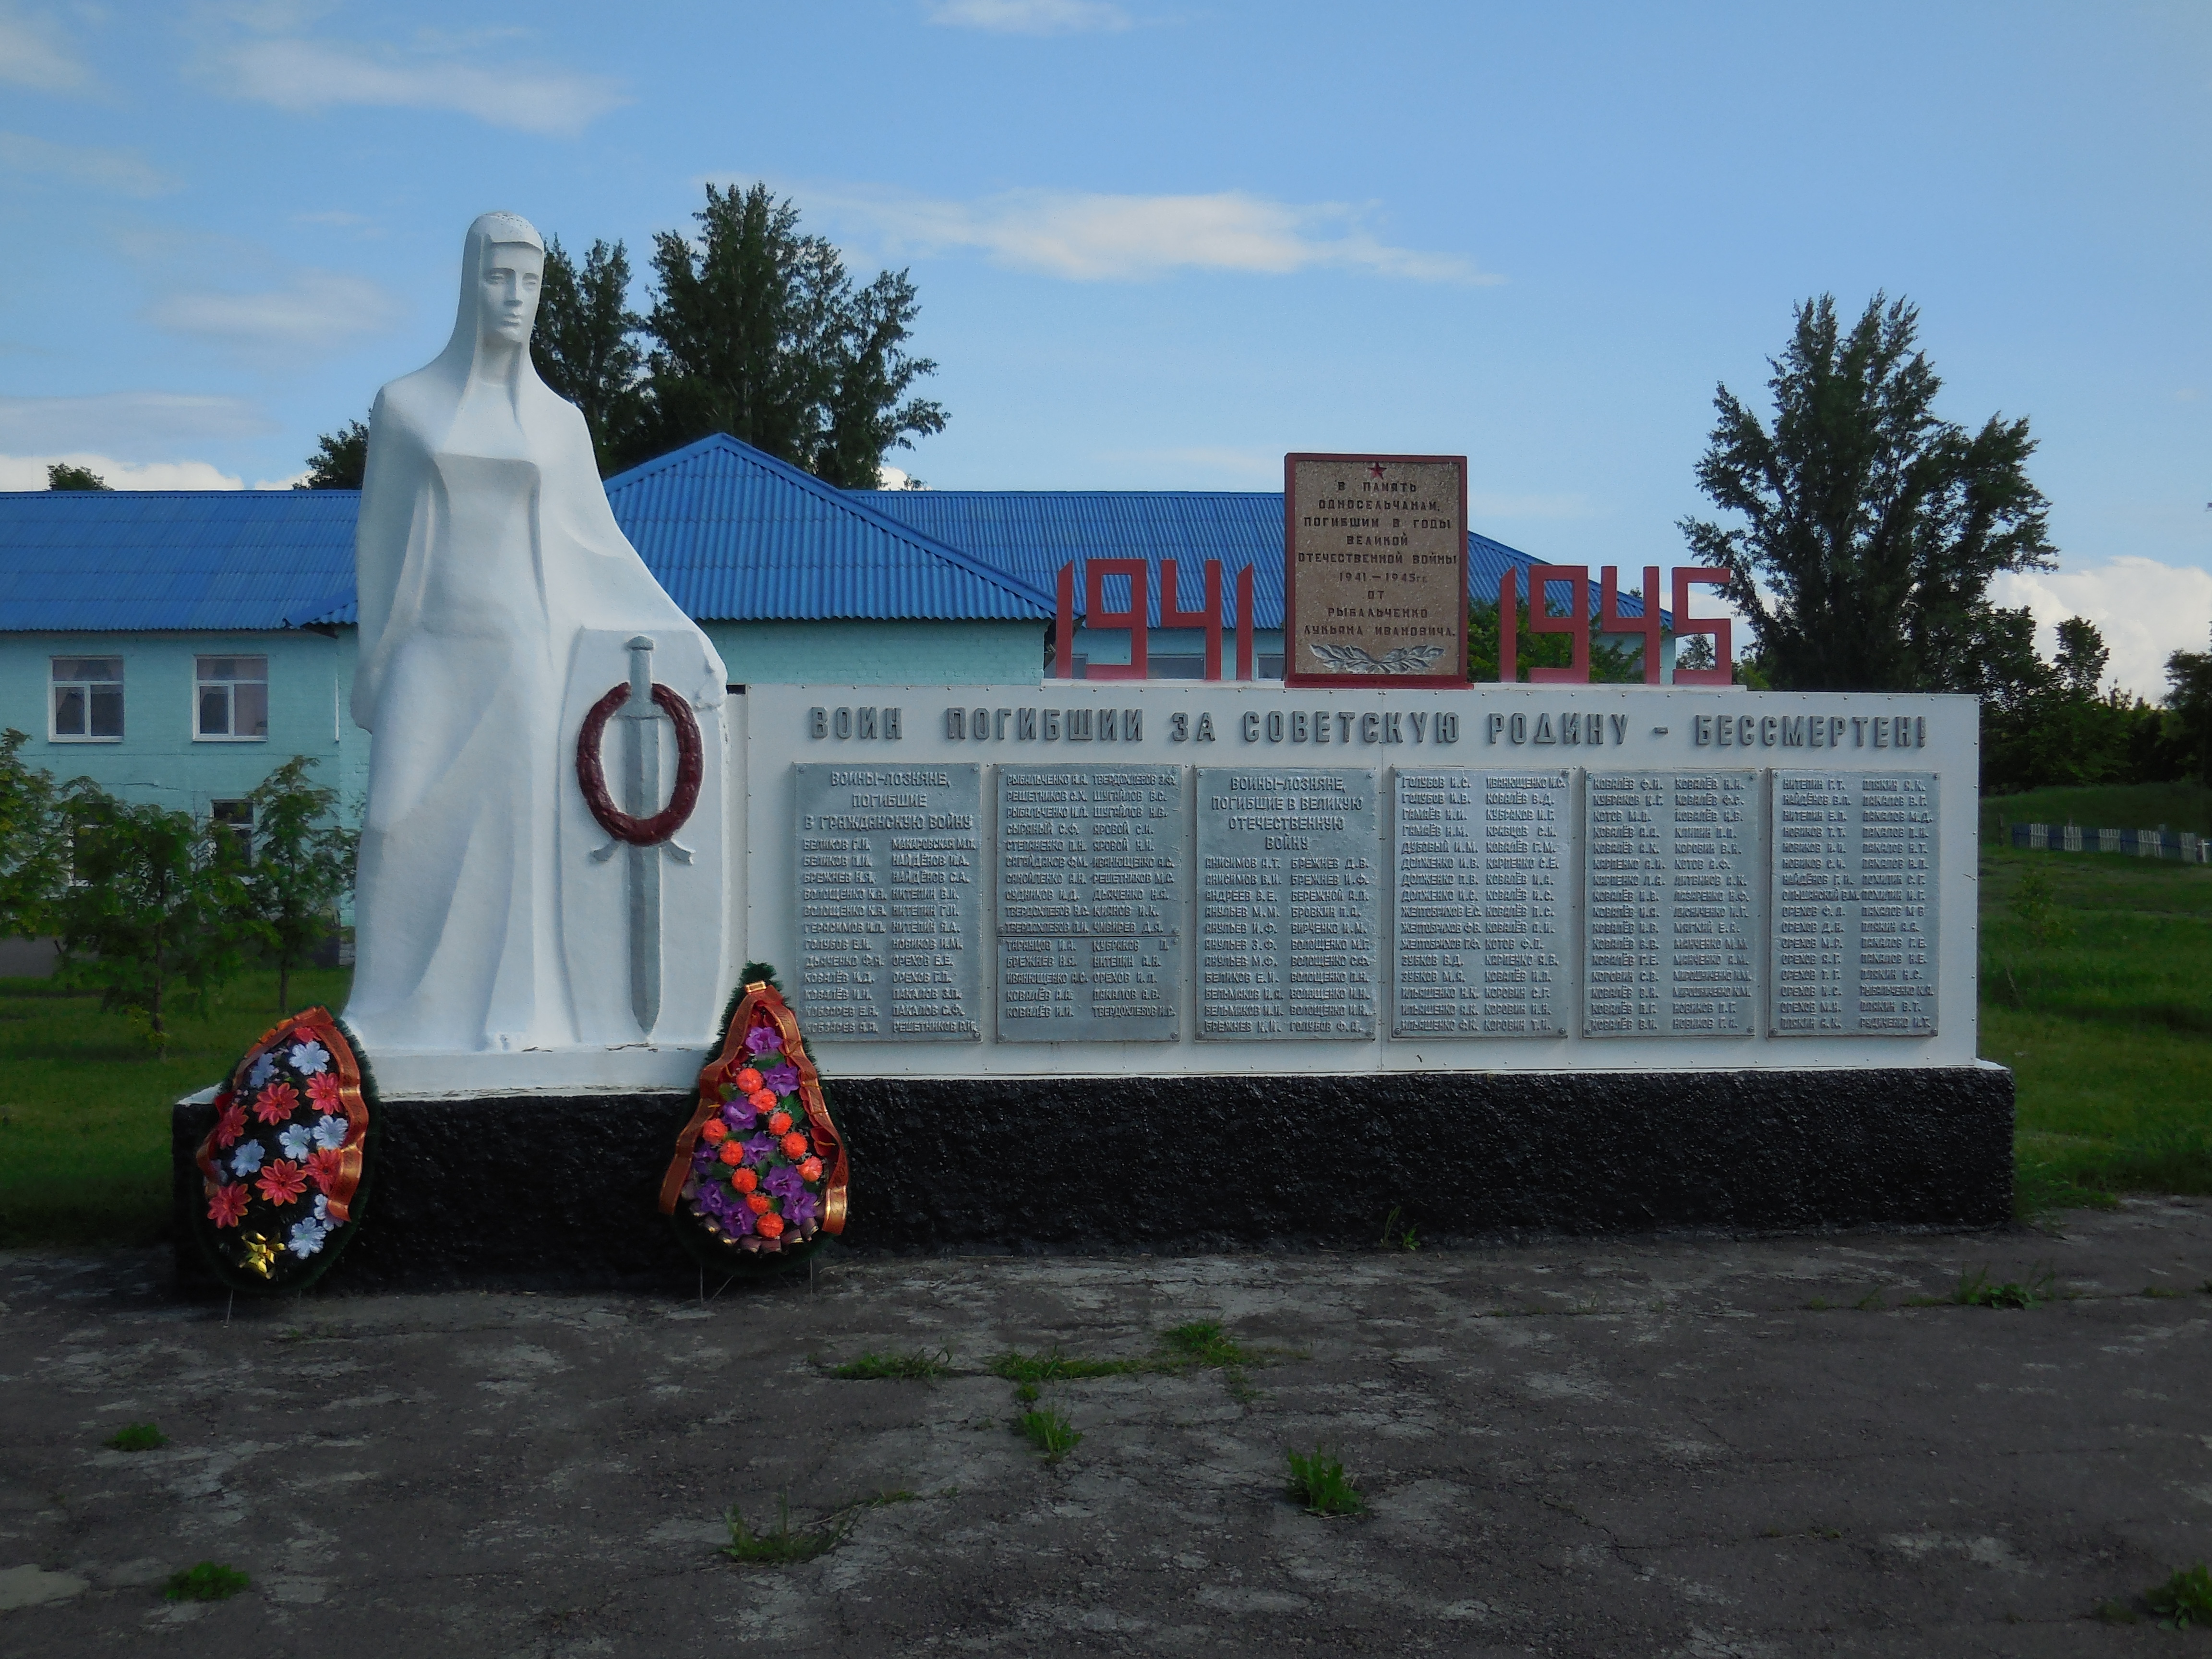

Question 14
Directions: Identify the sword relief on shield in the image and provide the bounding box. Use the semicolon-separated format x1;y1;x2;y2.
578;635;700;1038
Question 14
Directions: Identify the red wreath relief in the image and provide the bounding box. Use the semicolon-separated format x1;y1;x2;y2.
575;681;703;845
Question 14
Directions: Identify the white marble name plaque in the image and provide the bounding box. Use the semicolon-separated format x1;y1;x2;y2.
1584;769;1758;1037
1393;768;1569;1037
793;762;983;1041
1196;768;1380;1039
1770;770;1939;1036
996;764;1184;1041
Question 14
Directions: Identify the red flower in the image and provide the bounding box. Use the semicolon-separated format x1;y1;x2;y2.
307;1072;343;1111
730;1167;757;1194
748;1088;777;1111
717;1141;745;1166
756;1213;785;1240
780;1131;810;1160
206;1183;250;1228
799;1156;823;1182
767;1110;793;1136
745;1192;772;1215
699;1119;729;1144
255;1160;309;1205
252;1080;300;1125
212;1102;248;1150
306;1146;347;1195
734;1067;764;1092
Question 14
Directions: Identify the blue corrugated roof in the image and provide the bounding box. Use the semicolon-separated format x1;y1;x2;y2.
0;489;358;632
851;486;1662;627
602;436;1056;621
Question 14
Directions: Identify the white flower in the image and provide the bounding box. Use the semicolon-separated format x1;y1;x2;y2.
248;1054;277;1089
311;1115;348;1151
312;1194;330;1223
277;1125;313;1160
287;1218;328;1258
230;1141;265;1177
288;1040;330;1076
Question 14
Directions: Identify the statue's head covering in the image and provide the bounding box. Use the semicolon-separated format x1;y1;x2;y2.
437;211;550;393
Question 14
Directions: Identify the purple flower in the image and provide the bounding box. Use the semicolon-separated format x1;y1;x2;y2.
761;1063;799;1095
695;1181;731;1217
764;1165;805;1205
693;1142;720;1170
743;1133;776;1163
782;1188;819;1229
725;1200;756;1236
721;1100;754;1127
744;1025;781;1056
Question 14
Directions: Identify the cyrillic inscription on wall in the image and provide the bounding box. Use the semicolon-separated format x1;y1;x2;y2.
1770;771;1938;1035
793;763;983;1041
1584;769;1757;1036
1393;769;1569;1036
1196;768;1379;1038
996;765;1184;1041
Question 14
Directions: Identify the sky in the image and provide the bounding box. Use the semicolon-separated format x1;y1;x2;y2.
2;0;2209;696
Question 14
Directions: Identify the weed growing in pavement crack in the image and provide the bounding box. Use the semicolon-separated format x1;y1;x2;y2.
827;1348;950;1380
1854;1288;1887;1311
2142;1284;2183;1299
1952;1263;2057;1308
1379;1205;1421;1251
722;1490;916;1565
2145;1562;2212;1629
106;1422;167;1451
164;1563;249;1601
1286;1447;1364;1517
1019;1407;1081;1463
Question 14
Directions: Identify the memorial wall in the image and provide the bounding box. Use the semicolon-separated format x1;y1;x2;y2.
755;683;1972;1079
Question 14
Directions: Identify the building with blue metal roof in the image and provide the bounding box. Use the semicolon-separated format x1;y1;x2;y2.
0;433;1635;842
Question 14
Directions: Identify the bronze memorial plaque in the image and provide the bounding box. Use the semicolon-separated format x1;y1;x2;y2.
1283;453;1469;687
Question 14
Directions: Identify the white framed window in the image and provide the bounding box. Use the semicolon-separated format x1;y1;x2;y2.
195;656;268;741
210;799;254;862
51;656;123;741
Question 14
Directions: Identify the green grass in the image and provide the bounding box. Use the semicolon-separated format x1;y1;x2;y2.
2146;1562;2212;1630
0;967;351;1249
1017;1407;1081;1462
828;1349;950;1381
1948;1264;2056;1309
1285;1447;1364;1516
105;1422;168;1451
164;1562;250;1601
1980;780;2212;844
722;1490;916;1564
1980;849;2212;1207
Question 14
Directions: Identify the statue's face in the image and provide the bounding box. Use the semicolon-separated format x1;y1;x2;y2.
479;240;544;346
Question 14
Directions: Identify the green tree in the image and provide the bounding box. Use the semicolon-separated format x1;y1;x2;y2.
242;757;358;1012
533;236;648;475
634;183;947;484
2166;628;2212;787
46;462;109;491
299;420;368;490
55;786;257;1048
1681;293;2056;692
0;730;69;939
1467;594;1647;684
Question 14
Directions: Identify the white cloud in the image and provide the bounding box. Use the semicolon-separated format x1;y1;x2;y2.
0;131;171;196
146;269;405;353
0;452;244;491
216;35;626;135
926;0;1130;34
1989;555;2212;701
0;392;271;453
794;183;1496;284
0;7;91;92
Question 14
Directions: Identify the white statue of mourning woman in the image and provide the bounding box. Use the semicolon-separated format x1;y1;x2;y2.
346;212;730;1078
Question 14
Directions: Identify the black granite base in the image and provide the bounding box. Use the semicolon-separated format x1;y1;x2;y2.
171;1065;2014;1291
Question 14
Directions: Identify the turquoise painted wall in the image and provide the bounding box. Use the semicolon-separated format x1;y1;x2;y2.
0;628;362;817
701;620;1044;685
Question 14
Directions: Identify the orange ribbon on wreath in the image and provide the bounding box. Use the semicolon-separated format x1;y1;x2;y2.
661;981;848;1235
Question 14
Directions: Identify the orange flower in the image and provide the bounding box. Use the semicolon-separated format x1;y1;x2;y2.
699;1119;729;1144
252;1080;301;1125
780;1131;810;1160
718;1141;745;1166
730;1167;758;1194
799;1156;823;1181
745;1192;772;1215
306;1146;348;1195
207;1183;250;1228
734;1067;763;1092
748;1088;777;1111
767;1110;792;1135
255;1160;309;1205
756;1213;784;1240
307;1072;343;1111
212;1101;247;1149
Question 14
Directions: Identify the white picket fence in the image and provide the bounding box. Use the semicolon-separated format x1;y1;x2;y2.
2010;823;2210;862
